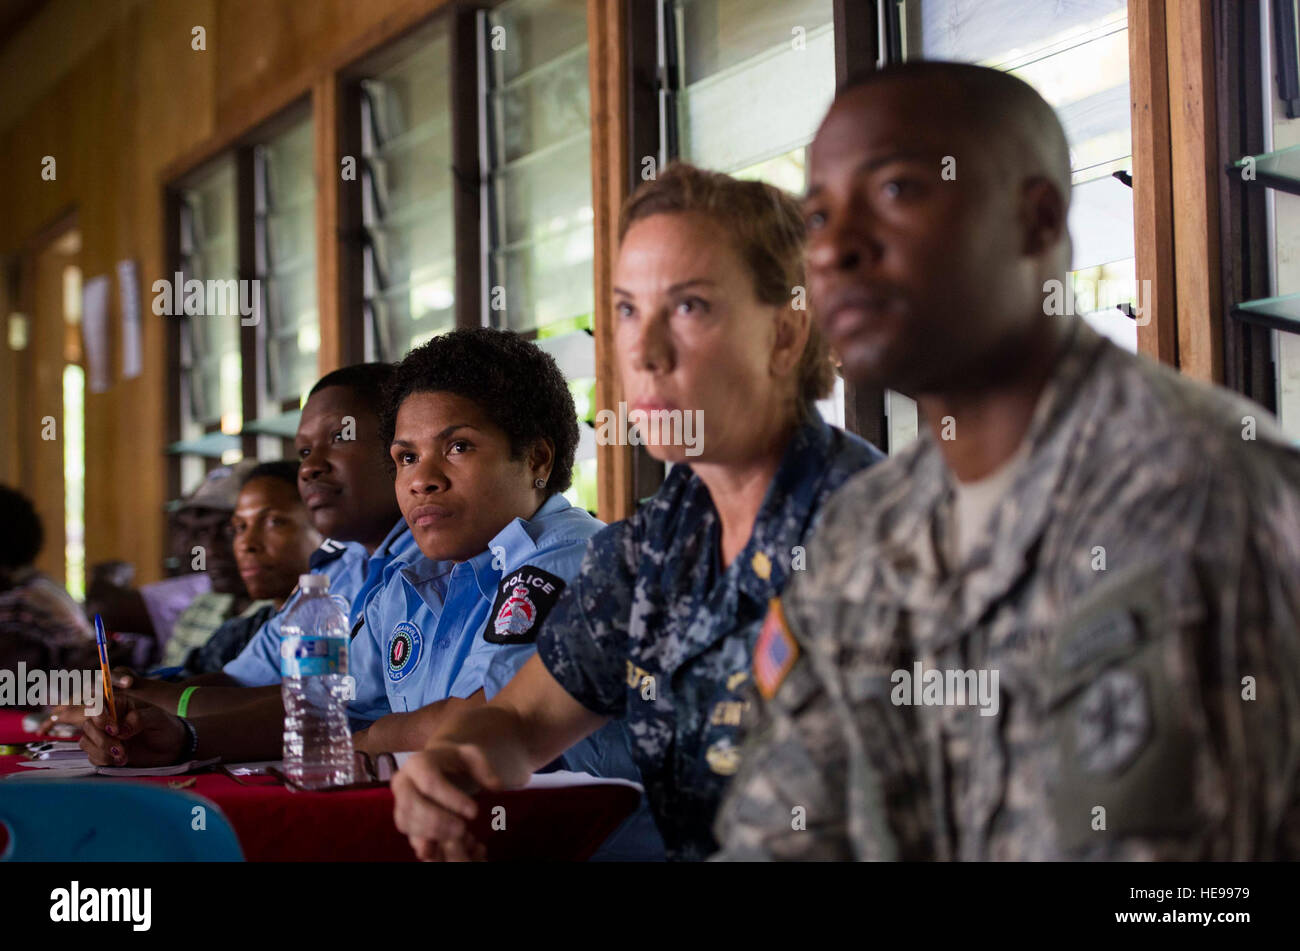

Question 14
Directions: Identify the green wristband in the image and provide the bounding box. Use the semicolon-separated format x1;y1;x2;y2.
176;686;200;718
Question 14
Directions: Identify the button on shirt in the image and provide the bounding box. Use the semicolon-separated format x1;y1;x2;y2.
537;415;882;860
346;494;666;861
223;519;419;687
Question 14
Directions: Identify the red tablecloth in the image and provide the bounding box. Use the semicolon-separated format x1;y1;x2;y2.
0;710;636;861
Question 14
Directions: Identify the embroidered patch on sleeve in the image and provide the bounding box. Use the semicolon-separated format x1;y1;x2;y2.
754;598;800;701
486;564;567;644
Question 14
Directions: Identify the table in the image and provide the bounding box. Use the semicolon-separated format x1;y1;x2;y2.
0;711;637;861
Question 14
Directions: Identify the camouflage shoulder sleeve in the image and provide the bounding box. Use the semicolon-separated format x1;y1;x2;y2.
1049;456;1300;859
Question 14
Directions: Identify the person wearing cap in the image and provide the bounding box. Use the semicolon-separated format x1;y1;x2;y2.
80;464;250;661
157;458;262;668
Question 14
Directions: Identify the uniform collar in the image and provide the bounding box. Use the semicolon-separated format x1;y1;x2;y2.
885;318;1109;648
395;496;573;611
732;413;835;603
374;518;412;559
664;414;839;672
467;494;574;602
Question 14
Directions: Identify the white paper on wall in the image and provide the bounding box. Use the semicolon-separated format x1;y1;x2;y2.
116;259;142;380
82;275;111;393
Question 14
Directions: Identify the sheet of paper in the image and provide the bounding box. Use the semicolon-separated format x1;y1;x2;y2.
100;757;221;777
16;755;91;769
25;741;83;754
14;755;221;776
5;767;100;780
116;259;142;379
32;749;91;761
82;274;111;393
383;756;644;793
523;771;644;792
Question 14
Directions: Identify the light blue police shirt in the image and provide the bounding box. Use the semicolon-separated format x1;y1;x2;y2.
222;519;419;687
347;494;666;861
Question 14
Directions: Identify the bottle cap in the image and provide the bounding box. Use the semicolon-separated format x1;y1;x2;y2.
299;573;329;592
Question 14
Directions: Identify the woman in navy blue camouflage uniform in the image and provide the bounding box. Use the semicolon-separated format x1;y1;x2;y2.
392;164;882;861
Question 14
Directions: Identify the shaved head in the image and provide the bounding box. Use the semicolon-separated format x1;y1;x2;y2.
803;60;1075;396
838;61;1074;214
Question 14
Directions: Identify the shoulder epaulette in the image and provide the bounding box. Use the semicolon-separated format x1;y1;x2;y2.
308;538;349;571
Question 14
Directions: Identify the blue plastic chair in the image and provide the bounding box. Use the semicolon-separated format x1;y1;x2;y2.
0;780;244;861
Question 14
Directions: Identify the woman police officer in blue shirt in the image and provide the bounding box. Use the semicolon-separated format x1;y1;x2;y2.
80;330;662;859
392;163;884;861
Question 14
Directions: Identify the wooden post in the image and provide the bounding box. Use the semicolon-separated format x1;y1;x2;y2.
1164;0;1225;381
589;0;636;523
1129;0;1179;365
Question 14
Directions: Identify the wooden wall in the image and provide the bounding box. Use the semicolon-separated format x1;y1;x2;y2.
0;0;1230;587
0;0;454;585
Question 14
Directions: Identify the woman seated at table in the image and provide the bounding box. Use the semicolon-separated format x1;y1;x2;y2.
391;163;884;862
80;329;662;858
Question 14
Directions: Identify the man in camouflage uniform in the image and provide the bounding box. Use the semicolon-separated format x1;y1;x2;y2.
715;62;1300;860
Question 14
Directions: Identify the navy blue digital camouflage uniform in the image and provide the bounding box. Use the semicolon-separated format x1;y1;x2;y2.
536;414;882;860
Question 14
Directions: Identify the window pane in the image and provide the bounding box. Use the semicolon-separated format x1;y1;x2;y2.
672;0;844;430
257;115;318;405
487;0;597;514
487;0;593;337
179;157;241;431
675;0;834;174
361;25;456;361
677;0;834;83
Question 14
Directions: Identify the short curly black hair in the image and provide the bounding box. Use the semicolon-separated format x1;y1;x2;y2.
382;329;579;495
309;363;395;417
0;485;43;569
242;460;301;493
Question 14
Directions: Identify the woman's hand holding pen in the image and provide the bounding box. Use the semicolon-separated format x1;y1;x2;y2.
36;667;137;734
80;693;187;768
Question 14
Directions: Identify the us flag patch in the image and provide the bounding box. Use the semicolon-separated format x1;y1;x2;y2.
754;598;800;700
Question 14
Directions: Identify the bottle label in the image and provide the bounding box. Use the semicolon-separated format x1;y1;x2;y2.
280;635;346;677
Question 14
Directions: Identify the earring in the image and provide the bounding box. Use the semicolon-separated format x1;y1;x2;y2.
534;478;546;489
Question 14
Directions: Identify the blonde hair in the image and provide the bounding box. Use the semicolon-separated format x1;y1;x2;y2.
619;163;836;411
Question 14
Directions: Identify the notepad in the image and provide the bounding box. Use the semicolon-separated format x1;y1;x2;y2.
24;741;86;760
383;754;645;793
9;755;220;777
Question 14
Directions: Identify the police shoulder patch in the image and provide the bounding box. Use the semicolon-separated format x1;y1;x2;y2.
487;564;566;644
386;621;423;682
754;598;800;701
308;539;348;571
